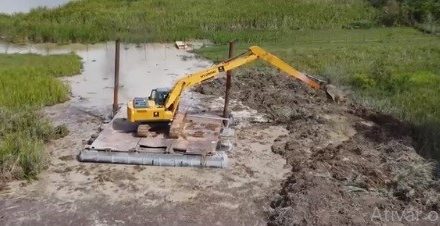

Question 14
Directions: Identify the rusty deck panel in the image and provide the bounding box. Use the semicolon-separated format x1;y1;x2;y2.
88;107;224;155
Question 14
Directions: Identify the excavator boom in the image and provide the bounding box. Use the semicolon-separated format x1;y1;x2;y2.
164;46;321;113
248;46;320;89
127;46;323;124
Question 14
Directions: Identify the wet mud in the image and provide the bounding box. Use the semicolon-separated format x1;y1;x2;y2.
197;68;440;225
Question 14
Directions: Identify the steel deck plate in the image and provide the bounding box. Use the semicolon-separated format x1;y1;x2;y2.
87;107;225;155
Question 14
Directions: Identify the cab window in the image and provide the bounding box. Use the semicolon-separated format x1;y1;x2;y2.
155;91;167;106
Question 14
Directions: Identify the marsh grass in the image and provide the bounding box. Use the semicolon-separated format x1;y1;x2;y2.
0;54;81;108
196;27;440;159
0;0;377;43
0;53;81;180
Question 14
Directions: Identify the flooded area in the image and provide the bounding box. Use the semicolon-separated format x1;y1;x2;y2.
0;42;213;116
0;0;70;14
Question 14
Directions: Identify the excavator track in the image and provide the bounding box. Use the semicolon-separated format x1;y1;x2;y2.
137;124;151;137
169;112;186;138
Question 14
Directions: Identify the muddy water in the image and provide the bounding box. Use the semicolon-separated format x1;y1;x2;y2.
0;42;213;116
0;0;70;14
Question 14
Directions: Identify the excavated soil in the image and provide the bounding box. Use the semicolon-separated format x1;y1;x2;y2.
196;68;440;225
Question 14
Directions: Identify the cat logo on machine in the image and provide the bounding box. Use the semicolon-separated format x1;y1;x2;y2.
153;112;160;117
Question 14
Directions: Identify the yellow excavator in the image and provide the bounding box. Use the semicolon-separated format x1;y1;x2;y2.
127;46;324;135
79;46;330;167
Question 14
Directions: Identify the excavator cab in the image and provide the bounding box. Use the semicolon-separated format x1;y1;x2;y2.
149;88;170;107
127;87;173;123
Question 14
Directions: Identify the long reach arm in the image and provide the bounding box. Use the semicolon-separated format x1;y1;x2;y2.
164;46;321;114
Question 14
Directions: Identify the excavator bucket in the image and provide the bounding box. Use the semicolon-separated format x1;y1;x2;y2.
78;108;232;168
323;84;345;102
299;73;341;102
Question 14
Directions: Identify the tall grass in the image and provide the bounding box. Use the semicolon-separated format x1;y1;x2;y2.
0;0;377;43
0;53;81;180
0;54;81;108
196;27;440;159
1;109;51;179
0;54;82;77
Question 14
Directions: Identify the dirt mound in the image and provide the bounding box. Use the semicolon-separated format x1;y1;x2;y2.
196;68;328;123
197;68;440;225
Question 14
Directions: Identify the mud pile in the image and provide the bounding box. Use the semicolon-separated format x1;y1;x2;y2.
196;68;440;225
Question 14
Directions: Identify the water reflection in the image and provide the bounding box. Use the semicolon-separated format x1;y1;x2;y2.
0;42;213;116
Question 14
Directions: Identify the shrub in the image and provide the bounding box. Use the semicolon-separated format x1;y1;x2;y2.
351;73;376;89
368;0;440;27
0;109;51;180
